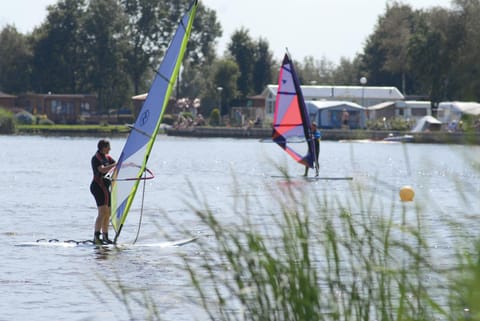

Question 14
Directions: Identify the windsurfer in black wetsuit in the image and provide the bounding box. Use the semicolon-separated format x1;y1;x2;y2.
304;122;321;177
90;139;116;245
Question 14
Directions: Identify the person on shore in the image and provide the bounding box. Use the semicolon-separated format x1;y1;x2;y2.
90;139;116;245
341;108;350;129
304;122;321;177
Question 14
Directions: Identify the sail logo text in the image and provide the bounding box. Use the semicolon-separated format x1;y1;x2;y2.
140;110;150;126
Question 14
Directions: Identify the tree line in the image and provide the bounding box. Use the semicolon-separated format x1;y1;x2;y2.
0;0;479;117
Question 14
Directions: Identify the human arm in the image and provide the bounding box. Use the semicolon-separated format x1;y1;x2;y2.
97;161;116;174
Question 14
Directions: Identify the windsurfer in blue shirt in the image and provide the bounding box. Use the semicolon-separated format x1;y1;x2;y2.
304;122;321;177
90;139;116;245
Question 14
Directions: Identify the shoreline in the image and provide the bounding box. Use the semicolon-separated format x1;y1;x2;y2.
166;126;480;145
13;125;480;144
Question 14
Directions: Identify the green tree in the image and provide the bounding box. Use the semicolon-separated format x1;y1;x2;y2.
120;0;168;95
360;2;418;93
228;28;256;99
331;56;363;85
378;2;416;94
297;55;335;85
212;58;239;115
119;0;221;97
450;0;480;101
0;25;32;94
187;3;222;65
408;8;458;107
252;38;274;95
82;0;131;113
174;1;222;103
31;0;86;93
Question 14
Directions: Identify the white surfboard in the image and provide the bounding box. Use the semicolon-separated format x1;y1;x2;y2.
15;237;198;248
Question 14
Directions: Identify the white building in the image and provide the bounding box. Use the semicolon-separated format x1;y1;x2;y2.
368;100;431;122
262;85;404;123
437;101;480;124
306;101;366;129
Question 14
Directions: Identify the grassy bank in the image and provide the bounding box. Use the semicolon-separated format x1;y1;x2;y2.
11;123;480;144
16;124;132;136
167;126;480;144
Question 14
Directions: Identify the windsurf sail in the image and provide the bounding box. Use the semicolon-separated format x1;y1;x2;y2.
110;0;198;243
272;53;315;168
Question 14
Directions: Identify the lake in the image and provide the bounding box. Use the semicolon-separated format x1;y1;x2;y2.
1;134;479;320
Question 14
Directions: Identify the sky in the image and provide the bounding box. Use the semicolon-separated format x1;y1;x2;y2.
0;0;453;64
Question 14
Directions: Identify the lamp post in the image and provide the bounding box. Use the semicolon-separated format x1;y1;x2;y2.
360;77;367;123
217;86;223;112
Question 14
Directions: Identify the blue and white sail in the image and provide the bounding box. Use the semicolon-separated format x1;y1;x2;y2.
110;0;198;243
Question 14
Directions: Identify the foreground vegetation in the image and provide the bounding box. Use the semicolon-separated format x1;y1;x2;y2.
99;158;480;320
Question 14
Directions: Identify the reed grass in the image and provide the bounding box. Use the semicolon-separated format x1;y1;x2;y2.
175;173;443;321
103;159;480;321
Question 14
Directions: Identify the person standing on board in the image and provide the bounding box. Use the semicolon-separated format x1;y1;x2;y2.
90;139;116;245
304;122;321;177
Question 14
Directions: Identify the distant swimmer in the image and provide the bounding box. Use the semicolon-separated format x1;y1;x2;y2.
90;139;116;245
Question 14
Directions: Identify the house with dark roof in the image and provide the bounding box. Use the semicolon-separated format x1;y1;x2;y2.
0;92;17;109
17;93;97;124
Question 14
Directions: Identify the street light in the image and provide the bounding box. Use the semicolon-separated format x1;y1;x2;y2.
360;76;367;106
217;86;223;112
360;77;368;123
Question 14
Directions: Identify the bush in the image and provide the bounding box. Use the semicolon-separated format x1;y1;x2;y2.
0;108;15;134
15;111;36;125
367;116;413;131
162;114;175;126
209;108;221;126
38;118;54;125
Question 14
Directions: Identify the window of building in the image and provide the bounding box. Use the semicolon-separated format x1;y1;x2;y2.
51;100;74;115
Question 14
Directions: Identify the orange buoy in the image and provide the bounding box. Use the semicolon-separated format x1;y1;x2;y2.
399;186;414;202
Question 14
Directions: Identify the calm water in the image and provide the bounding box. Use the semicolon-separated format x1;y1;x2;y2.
1;134;479;321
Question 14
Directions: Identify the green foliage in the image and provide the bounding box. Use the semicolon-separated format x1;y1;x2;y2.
449;239;480;320
162;114;175;126
10;0;221;112
180;111;193;120
14;111;36;125
367;116;413;131
31;0;86;93
252;38;274;94
0;108;16;134
16;124;130;134
209;108;220;126
179;175;440;321
100;148;480;321
83;0;132;113
3;0;480;113
212;58;240;115
0;25;31;94
228;28;256;98
38;117;55;126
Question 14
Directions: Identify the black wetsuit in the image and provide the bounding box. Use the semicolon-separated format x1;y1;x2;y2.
90;151;115;207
